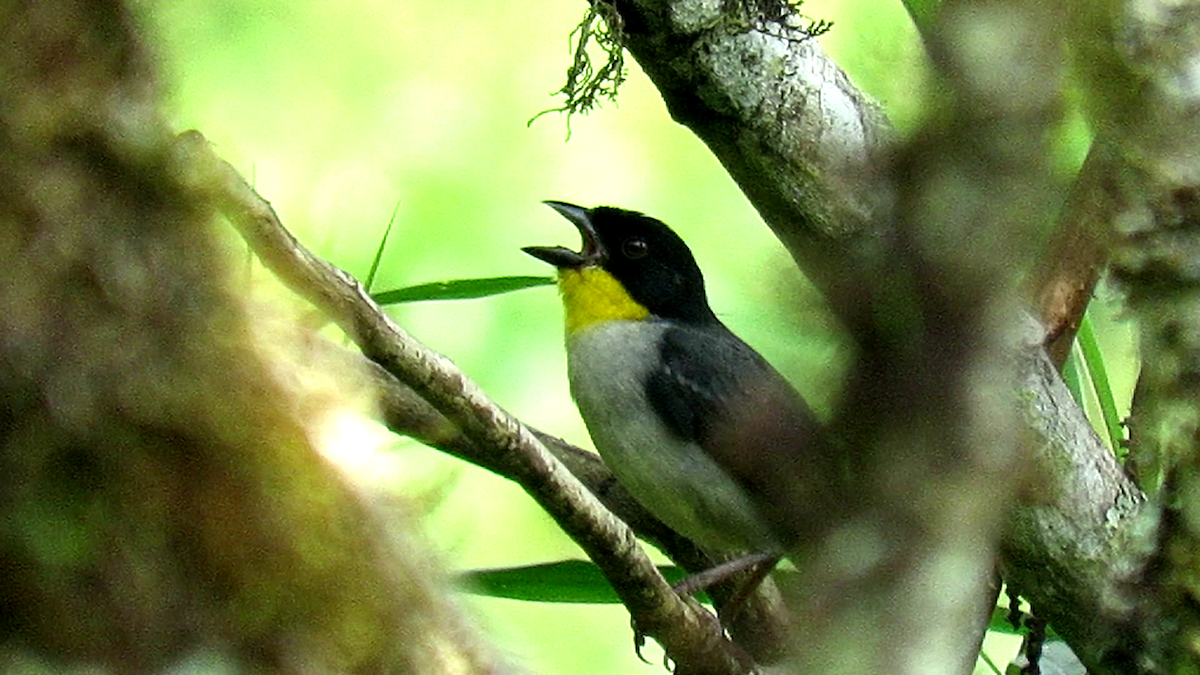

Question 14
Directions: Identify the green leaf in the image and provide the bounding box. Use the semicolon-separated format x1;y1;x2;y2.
363;202;399;293
1062;341;1085;408
986;605;1024;636
1077;312;1125;457
459;560;693;604
372;276;555;305
464;562;1068;647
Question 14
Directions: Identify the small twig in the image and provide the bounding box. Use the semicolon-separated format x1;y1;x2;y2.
169;130;756;674
1026;140;1122;368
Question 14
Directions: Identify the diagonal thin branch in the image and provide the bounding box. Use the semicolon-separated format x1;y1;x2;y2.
169;130;757;674
321;337;796;660
307;332;696;550
603;0;1152;671
1026;139;1123;368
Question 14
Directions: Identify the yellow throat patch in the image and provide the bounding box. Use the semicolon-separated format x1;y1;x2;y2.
557;266;649;336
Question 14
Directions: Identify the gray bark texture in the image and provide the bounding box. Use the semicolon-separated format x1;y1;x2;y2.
588;0;1165;672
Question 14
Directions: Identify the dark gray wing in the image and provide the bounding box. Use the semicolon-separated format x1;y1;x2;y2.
645;323;837;547
645;324;776;445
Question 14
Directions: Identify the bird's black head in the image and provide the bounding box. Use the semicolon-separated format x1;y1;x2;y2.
524;201;718;325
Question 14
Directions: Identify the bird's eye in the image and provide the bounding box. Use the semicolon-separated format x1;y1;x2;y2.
622;238;648;259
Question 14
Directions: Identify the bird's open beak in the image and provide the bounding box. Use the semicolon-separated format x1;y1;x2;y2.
522;200;605;269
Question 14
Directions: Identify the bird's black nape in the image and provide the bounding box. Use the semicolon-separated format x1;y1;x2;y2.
584;206;719;326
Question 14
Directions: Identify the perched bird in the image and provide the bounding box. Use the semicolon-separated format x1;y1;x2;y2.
523;201;830;560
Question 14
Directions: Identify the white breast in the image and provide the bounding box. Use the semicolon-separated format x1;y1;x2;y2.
566;321;776;551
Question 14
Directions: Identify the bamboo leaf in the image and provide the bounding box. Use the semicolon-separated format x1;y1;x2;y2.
372;276;554;305
459;560;691;604
1077;313;1125;457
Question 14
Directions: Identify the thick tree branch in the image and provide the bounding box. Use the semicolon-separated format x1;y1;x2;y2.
598;0;1155;670
767;2;1070;672
1001;315;1148;670
610;0;892;313
1073;0;1200;667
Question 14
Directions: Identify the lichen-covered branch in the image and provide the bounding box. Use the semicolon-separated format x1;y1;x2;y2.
1002;315;1148;670
585;0;1157;671
767;1;1071;671
605;0;892;313
1070;0;1200;668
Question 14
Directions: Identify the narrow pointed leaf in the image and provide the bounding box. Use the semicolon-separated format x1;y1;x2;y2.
372;275;554;305
1062;342;1085;408
363;203;400;292
1077;313;1125;457
459;560;690;604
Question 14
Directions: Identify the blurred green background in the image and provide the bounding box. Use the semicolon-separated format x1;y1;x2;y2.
144;0;1134;671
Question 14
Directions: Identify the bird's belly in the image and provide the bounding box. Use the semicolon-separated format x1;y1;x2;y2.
566;322;774;551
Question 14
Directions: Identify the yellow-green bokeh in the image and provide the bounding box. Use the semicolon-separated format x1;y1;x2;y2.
143;0;1124;671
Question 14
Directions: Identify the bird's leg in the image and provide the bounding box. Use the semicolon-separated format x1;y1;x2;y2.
716;554;782;624
630;553;779;661
672;551;777;598
672;551;781;624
